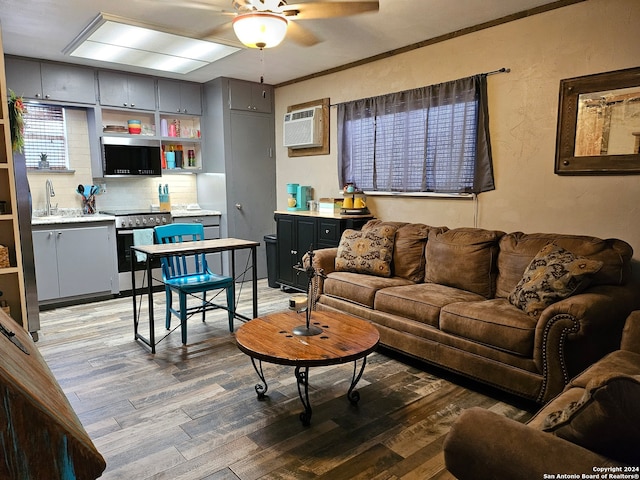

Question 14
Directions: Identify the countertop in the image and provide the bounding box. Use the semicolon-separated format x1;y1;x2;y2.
274;210;373;219
171;209;221;217
31;208;222;225
31;213;116;226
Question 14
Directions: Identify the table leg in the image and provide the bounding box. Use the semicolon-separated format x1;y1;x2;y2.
250;357;268;399
131;250;138;339
251;245;258;319
146;258;156;354
295;366;312;426
347;356;368;405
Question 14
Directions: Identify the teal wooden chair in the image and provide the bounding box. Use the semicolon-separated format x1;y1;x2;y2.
154;223;235;344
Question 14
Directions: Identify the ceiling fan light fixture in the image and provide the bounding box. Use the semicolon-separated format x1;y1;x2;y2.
232;12;288;49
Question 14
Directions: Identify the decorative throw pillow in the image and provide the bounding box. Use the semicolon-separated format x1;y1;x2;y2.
508;243;603;316
335;225;397;277
542;374;640;465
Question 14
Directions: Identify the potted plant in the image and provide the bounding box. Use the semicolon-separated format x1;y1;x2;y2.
38;153;49;169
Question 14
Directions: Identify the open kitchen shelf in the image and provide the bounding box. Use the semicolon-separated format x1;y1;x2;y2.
91;107;203;175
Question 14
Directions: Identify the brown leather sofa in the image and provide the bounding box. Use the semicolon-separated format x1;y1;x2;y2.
443;310;640;479
311;220;639;403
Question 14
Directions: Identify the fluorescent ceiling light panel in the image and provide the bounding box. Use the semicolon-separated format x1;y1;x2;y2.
64;13;239;74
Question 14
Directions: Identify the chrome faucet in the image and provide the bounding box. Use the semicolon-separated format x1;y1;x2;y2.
45;179;56;216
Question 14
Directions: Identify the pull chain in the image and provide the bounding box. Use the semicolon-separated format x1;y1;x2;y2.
259;47;265;85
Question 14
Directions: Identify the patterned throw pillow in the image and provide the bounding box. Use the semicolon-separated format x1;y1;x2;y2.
508;243;603;316
335;225;397;277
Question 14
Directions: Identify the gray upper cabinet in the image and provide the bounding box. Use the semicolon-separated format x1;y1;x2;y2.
228;78;273;113
5;57;96;104
98;71;156;110
157;79;202;115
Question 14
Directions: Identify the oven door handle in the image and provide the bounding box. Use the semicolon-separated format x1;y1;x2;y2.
117;229;136;235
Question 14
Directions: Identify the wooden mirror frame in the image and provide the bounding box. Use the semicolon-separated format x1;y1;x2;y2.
555;66;640;175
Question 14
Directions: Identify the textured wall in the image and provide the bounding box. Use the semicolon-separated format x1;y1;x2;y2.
274;0;640;278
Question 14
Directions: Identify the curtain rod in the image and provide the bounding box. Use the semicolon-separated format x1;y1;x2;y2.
330;68;511;107
485;67;511;75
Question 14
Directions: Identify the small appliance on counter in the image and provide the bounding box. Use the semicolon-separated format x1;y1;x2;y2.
286;183;312;211
341;189;369;215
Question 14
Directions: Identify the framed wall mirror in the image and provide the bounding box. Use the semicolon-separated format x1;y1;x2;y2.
555;66;640;175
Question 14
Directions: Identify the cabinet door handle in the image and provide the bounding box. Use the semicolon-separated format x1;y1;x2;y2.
325;229;330;234
123;103;128;107
291;250;297;255
131;103;135;107
44;94;50;99
235;204;242;210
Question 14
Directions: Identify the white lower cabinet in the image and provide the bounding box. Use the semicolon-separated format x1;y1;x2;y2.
33;224;116;303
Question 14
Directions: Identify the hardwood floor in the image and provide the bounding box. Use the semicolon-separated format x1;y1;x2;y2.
36;280;534;479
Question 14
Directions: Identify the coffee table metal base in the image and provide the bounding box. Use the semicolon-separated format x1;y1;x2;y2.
236;310;380;426
249;356;368;426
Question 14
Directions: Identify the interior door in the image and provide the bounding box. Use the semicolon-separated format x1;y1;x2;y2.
228;112;276;280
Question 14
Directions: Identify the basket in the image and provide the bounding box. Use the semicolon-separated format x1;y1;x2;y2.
0;245;9;268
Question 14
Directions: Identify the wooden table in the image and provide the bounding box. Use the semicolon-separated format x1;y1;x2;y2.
131;237;259;353
235;310;380;425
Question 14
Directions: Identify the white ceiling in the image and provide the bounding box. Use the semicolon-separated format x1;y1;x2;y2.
0;0;567;86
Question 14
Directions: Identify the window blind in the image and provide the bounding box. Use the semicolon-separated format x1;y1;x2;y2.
23;103;68;170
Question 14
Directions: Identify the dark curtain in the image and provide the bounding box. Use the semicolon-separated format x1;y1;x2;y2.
337;74;495;194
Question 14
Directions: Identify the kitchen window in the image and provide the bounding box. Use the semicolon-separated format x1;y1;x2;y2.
337;74;495;194
23;103;69;170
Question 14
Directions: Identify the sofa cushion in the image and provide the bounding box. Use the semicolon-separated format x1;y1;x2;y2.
425;227;504;298
496;232;633;298
508;244;603;317
375;283;486;328
542;373;640;465
323;271;414;308
335;225;397;277
363;220;436;282
440;299;538;357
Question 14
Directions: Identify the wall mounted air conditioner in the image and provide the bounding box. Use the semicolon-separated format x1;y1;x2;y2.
283;106;323;149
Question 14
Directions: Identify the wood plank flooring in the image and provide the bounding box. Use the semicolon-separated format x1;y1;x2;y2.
35;280;535;479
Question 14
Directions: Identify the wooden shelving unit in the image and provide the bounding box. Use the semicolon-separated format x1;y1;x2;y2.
0;32;27;329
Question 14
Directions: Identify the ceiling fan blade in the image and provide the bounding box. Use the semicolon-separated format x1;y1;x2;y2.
286;21;321;46
283;1;379;20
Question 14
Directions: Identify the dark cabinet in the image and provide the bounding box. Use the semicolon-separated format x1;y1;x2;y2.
276;214;316;290
275;213;372;291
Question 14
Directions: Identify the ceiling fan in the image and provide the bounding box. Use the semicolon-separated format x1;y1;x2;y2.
195;0;380;49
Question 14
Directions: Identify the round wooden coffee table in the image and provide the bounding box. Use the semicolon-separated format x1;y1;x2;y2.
235;310;380;425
